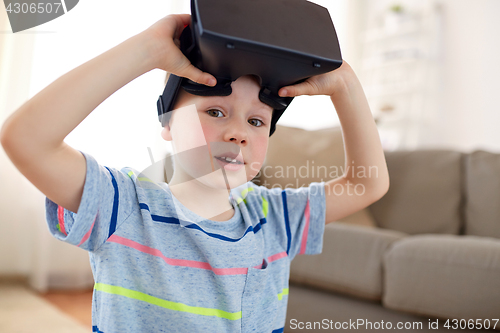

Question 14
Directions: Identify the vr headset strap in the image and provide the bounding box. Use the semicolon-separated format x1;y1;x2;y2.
157;74;183;127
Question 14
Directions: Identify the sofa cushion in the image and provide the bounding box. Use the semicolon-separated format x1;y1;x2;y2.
369;150;463;235
290;223;406;300
383;234;500;319
464;150;500;238
286;285;444;331
255;125;376;227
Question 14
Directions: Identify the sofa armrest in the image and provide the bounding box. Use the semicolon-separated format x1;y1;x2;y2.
290;223;406;300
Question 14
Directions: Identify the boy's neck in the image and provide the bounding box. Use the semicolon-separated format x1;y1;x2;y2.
168;178;235;222
209;208;236;222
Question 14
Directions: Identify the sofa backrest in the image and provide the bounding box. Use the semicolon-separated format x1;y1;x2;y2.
256;126;467;233
254;125;377;227
463;150;500;238
368;150;464;235
255;125;345;187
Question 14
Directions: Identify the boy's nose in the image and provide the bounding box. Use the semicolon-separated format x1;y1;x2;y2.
223;119;248;145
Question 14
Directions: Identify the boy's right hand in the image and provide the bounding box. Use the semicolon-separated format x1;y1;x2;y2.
143;14;217;86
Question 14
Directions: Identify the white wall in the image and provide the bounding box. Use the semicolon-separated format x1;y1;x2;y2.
359;0;500;152
437;0;500;152
275;0;350;131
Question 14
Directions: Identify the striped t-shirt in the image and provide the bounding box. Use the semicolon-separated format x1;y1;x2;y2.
45;151;326;333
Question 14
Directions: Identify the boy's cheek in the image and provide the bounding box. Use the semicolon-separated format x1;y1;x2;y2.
199;124;217;143
254;136;269;162
171;105;208;150
246;135;269;177
246;163;262;181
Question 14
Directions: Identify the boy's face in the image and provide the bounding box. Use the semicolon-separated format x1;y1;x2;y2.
161;75;273;190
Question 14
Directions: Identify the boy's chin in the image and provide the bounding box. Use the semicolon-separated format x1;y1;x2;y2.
197;170;249;190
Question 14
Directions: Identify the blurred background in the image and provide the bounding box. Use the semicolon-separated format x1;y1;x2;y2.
0;0;499;327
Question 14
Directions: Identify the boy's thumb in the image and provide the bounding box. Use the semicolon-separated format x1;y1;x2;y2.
279;80;317;97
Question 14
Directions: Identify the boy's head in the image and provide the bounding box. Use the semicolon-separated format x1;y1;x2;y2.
156;0;342;190
161;74;273;190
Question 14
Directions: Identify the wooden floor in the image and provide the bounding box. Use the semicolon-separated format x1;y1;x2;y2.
39;288;94;328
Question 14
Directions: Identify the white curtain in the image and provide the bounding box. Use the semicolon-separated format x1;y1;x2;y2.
0;4;50;290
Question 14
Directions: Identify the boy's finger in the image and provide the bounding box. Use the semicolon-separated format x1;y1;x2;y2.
278;87;291;97
279;80;316;97
171;14;192;40
184;65;217;87
176;14;191;26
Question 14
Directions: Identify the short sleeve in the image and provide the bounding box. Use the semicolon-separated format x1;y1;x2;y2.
45;151;137;252
241;181;326;261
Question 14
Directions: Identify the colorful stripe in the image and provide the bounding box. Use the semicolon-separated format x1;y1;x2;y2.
108;235;287;274
299;200;311;255
267;251;287;264
137;177;154;183
108;235;248;275
94;283;242;320
262;196;268;217
183;222;264;242
139;203;267;243
281;191;291;255
92;326;104;333
78;215;97;247
126;170;155;183
234;188;268;218
277;288;289;300
240;186;255;204
104;167;118;238
272;327;284;333
57;205;67;236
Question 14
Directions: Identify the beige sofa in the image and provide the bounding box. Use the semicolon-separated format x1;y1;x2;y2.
255;126;500;332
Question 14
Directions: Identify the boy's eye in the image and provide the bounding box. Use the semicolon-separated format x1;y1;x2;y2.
207;109;224;117
248;119;264;127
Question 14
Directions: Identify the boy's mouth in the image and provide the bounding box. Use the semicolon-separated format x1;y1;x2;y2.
213;154;245;172
214;155;244;165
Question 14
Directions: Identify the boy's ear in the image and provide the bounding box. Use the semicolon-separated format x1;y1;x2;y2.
161;125;172;141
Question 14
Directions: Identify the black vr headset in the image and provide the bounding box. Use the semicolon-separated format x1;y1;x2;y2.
157;0;343;136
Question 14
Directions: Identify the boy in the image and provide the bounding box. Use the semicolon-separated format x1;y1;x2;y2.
0;14;389;332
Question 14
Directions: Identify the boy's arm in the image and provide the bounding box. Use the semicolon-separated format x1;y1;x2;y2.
279;62;390;224
0;14;216;214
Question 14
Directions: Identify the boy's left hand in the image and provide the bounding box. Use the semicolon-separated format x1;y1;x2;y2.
278;60;353;98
